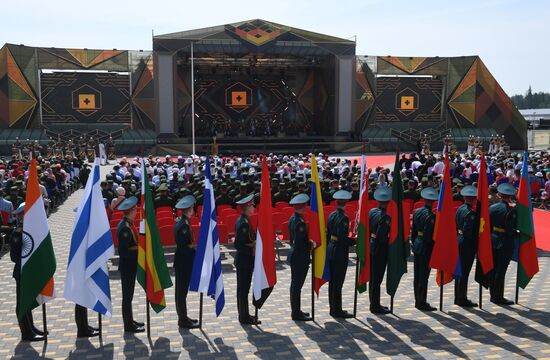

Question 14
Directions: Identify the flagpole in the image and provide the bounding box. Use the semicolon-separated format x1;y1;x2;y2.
515;283;519;305
98;313;102;338
311;249;315;322
439;271;444;312
353;259;359;318
146;300;151;338
199;293;204;329
479;284;483;309
390;295;394;314
254;306;259;324
42;304;48;342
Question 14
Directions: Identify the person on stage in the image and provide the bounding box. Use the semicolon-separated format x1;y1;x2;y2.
454;185;479;307
327;190;355;318
116;196;145;333
411;187;438;311
234;195;260;325
287;193;315;321
10;203;46;342
369;186;392;314
174;195;200;328
489;183;518;305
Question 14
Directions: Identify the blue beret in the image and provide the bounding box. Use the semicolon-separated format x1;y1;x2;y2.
118;196;138;211
333;190;352;200
236;194;254;205
290;193;310;205
420;187;439;201
374;186;391;202
176;195;196;209
460;185;478;197
497;183;517;196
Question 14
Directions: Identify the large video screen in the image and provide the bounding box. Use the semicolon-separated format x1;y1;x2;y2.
374;76;442;123
40;72;131;125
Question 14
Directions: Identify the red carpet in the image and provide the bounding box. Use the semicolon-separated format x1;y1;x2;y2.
534;209;550;251
345;154;396;169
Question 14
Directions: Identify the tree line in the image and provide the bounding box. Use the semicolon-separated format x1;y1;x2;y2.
511;86;550;109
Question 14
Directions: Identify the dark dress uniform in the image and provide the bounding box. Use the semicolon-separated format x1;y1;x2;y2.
369;206;391;313
234;208;259;324
174;210;199;328
10;222;45;341
454;202;478;306
154;193;173;209
117;216;144;332
288;211;312;321
327;208;354;318
411;202;437;311
489;200;517;304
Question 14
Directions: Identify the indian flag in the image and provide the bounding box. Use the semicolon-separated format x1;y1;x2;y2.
137;159;173;313
19;159;56;320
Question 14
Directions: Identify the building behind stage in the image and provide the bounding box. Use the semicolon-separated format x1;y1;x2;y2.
0;19;528;154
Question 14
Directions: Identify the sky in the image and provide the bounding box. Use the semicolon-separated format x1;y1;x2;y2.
1;0;548;96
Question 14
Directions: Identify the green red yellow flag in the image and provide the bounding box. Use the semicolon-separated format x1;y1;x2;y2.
137;159;173;313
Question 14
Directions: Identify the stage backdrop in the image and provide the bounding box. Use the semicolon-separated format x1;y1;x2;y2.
40;72;131;125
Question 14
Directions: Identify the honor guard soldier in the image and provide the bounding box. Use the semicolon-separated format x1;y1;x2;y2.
454;185;479;307
368;186;392;314
234;195;260;325
174;195;200;328
327;190;355;318
288;194;315;321
10;203;46;341
116;197;145;332
489;183;518;305
411;187;439;311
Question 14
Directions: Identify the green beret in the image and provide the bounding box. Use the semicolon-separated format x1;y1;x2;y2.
158;183;168;191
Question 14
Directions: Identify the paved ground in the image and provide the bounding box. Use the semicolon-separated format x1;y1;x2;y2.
0;165;549;359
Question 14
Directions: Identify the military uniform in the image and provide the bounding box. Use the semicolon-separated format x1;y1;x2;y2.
288;194;312;321
411;188;438;311
174;196;199;328
489;183;517;305
327;190;355;318
368;187;392;314
154;186;174;209
234;195;259;324
116;197;144;332
454;185;479;307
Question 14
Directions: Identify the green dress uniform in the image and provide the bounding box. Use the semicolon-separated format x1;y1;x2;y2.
174;196;199;328
368;187;392;314
234;195;259;325
454;186;479;307
411;188;438;311
116;197;144;333
489;184;518;305
327;190;355;318
287;193;312;321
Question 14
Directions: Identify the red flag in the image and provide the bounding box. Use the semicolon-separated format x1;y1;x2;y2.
430;153;460;286
252;157;277;308
476;152;493;275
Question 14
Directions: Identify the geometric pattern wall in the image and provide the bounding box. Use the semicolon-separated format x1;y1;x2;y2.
0;43;155;130
355;55;527;148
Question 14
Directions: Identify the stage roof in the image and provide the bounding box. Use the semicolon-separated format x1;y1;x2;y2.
153;19;356;56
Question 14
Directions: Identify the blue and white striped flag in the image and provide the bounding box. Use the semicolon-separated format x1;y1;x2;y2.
64;158;115;316
189;158;225;316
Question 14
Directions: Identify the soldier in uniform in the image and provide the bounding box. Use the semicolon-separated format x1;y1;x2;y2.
173;195;200;328
12;137;21;159
10;203;46;341
454;185;479;307
215;183;233;206
368;186;392;314
116;197;145;332
489;183;517;305
411;187;439;311
86;137;96;162
273;182;291;204
288;194;315;321
327;190;355;318
106;136;115;162
154;183;174;209
234;195;260;325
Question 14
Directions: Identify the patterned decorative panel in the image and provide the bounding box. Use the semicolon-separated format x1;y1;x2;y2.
377;56;448;75
225;20;289;47
5;47;37;127
354;60;375;121
131;54;155;129
297;71;327;115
